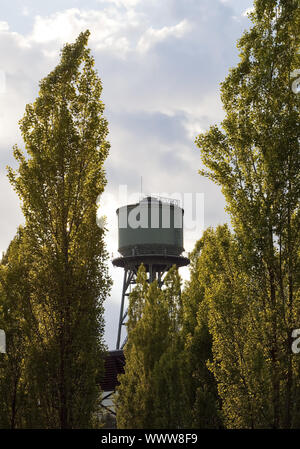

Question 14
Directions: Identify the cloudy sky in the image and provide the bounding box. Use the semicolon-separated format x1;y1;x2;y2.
0;0;254;349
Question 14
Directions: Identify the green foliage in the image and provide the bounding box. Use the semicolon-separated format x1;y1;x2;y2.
1;0;299;430
1;31;111;428
196;0;300;428
181;232;223;428
116;265;187;429
0;229;31;428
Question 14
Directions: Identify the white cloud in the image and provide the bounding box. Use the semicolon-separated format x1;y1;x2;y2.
183;116;204;141
0;173;24;256
27;8;141;56
0;21;9;32
97;0;140;8
22;6;30;17
0;0;253;347
137;19;190;53
242;7;254;17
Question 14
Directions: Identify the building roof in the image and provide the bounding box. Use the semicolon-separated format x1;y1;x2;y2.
100;350;125;392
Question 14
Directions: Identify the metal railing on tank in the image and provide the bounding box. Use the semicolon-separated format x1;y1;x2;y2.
139;194;180;207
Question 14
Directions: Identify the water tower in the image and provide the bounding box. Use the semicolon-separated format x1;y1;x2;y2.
112;195;190;349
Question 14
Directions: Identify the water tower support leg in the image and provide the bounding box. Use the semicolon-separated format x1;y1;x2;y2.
149;264;154;283
158;271;162;287
116;269;134;350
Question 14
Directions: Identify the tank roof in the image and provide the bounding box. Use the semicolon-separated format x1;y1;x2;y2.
116;195;180;213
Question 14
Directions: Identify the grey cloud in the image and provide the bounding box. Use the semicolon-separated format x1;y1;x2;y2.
0;0;254;348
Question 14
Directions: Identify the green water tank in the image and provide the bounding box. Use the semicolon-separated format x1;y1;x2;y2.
116;196;184;257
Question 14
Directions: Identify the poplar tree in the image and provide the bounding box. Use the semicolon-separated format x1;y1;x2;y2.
7;31;111;428
196;0;300;428
190;226;270;428
181;231;222;428
116;265;186;429
0;229;30;428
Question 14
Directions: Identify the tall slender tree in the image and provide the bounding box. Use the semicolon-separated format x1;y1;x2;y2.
116;265;186;429
0;229;31;428
7;31;111;428
196;0;300;428
181;231;222;428
189;226;272;428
